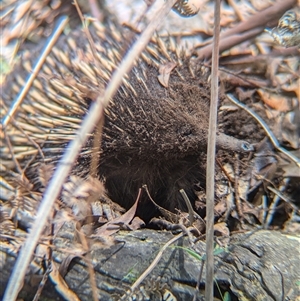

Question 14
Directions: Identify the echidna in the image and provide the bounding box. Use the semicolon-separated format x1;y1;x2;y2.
1;20;254;221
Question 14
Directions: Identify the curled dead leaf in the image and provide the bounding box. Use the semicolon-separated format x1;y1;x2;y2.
158;62;177;88
94;189;141;237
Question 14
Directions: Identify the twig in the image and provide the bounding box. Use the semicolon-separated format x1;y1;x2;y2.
32;262;53;301
4;133;22;174
49;261;81;301
90;115;104;177
1;16;69;128
220;0;296;37
205;0;220;300
264;178;289;228
267;185;299;214
73;0;103;78
196;0;297;59
2;2;177;300
216;158;234;183
197;27;263;59
226;93;300;168
180;189;195;224
192;260;205;301
118;232;184;301
143;184;179;223
227;0;244;21
233;153;243;219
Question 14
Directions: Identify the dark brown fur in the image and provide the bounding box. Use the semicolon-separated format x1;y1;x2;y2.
1;23;253;221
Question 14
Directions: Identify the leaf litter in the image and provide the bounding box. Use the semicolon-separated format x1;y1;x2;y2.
0;0;299;300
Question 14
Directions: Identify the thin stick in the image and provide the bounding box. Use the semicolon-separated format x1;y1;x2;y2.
90;111;104;177
205;0;220;300
264;179;289;228
180;189;195;224
197;27;262;60
193;260;205;301
2;2;176;300
218;0;296;37
196;0;296;59
226;93;300;168
4;133;22;174
73;0;103;76
1;16;69;129
234;153;243;219
119;232;184;301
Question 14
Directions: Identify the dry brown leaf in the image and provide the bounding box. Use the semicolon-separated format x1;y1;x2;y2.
249;138;278;195
266;57;282;84
214;222;229;236
214;222;230;246
282;79;300;98
258;89;291;112
282;163;300;177
59;251;85;277
157;62;177;87
95;193;140;236
241;201;263;224
130;216;145;230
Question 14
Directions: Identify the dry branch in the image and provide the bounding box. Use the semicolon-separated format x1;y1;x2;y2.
196;0;297;59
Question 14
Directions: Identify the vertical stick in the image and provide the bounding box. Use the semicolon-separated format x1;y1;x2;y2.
205;0;221;300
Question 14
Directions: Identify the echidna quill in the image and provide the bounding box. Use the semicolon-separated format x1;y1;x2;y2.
1;21;254;221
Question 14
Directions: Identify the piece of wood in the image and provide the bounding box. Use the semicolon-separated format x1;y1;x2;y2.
1;228;299;300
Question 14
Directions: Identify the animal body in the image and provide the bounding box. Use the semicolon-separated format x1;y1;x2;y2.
1;20;253;220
